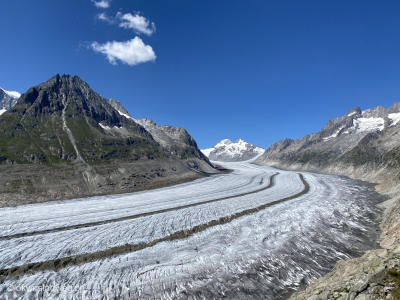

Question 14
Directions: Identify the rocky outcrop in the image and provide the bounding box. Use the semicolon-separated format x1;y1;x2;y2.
201;138;264;162
0;74;217;206
288;196;400;300
108;97;132;117
137;118;210;161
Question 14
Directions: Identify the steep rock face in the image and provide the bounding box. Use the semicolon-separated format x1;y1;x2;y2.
108;97;133;118
0;74;155;164
137;118;210;161
256;102;400;193
0;88;20;115
0;74;216;205
201;139;264;162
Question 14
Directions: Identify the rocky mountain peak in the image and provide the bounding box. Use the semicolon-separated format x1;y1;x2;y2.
13;74;145;133
217;139;233;146
0;74;212;170
108;97;132;117
344;107;361;117
36;74;90;96
136;118;207;160
138;118;158;127
257;101;400;171
0;75;216;203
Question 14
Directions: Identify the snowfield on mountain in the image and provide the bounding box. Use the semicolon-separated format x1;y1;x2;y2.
201;138;265;162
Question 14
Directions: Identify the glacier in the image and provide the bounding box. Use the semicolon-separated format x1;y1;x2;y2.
0;160;383;300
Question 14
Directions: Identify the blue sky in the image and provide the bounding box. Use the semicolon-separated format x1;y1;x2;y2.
1;1;400;149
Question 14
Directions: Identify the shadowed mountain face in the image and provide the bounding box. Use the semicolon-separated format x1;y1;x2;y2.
0;74;215;206
201;139;264;162
256;103;400;193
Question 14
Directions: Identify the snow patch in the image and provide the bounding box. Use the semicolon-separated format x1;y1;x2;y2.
353;117;384;132
0;88;20;99
388;113;400;126
116;109;138;123
0;109;6;116
215;139;233;147
201;148;214;156
347;111;356;117
323;126;345;141
99;123;123;130
99;123;111;130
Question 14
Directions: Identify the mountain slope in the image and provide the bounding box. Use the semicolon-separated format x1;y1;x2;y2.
108;97;134;119
256;103;400;299
0;88;20;115
256;102;400;192
201;139;264;162
0;74;216;206
137;118;209;161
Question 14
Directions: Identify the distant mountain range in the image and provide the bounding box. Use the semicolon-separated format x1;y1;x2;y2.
0;87;20;115
0;74;216;206
256;103;400;193
201;139;264;162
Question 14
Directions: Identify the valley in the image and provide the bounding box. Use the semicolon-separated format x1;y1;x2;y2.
0;158;383;299
2;2;400;299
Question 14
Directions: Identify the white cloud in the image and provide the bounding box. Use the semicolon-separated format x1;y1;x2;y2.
91;37;156;66
97;12;155;36
97;12;114;24
92;0;110;9
117;13;156;35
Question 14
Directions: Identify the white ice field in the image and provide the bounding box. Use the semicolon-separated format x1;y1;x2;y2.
0;160;383;300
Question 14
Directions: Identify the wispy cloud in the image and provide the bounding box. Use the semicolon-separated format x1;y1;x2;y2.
91;37;156;66
117;13;156;36
97;12;155;36
97;12;114;24
92;0;111;9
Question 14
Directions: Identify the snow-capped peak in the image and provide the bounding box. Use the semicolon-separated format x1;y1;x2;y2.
215;139;233;147
201;139;264;162
0;88;20;99
0;87;20;115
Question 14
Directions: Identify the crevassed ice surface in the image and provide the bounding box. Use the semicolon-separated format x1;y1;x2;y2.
0;160;383;300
